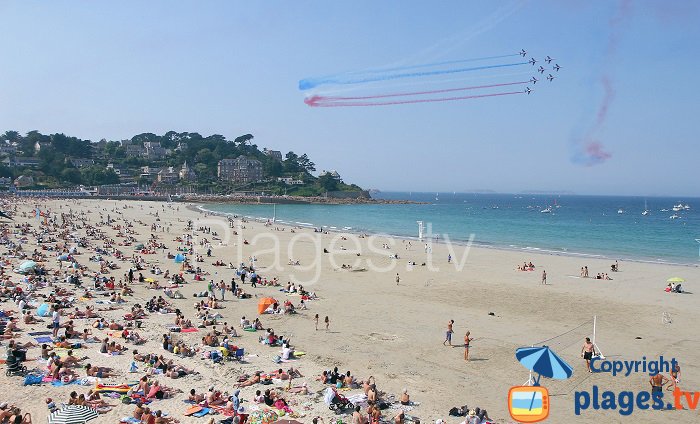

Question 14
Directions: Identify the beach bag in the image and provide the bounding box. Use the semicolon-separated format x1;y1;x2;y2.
23;373;44;386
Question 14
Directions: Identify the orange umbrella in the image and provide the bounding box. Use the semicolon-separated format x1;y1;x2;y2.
257;297;277;314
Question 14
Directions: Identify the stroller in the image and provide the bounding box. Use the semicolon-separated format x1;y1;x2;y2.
5;354;27;377
324;387;354;413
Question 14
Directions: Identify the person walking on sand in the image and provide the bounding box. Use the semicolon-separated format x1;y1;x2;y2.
581;337;596;373
51;304;61;339
324;316;330;331
464;331;474;361
395;273;400;285
443;320;454;346
314;314;319;331
541;270;547;285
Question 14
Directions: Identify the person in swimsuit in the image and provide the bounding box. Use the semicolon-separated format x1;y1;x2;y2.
669;363;681;391
581;337;596;372
650;373;668;393
464;331;474;361
443;320;454;346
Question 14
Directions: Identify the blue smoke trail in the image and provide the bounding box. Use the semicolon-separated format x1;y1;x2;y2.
336;53;520;77
299;61;528;90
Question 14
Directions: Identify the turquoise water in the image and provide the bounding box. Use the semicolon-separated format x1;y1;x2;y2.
202;193;700;265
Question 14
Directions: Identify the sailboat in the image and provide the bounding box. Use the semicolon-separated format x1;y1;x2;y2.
435;192;439;201
641;199;650;216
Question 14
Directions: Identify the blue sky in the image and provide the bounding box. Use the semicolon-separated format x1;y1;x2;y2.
1;1;698;196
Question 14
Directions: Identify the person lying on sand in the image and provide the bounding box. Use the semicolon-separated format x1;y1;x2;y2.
235;372;261;388
85;364;117;378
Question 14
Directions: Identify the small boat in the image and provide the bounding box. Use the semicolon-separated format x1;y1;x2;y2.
540;206;552;214
642;199;649;216
670;214;681;220
617;209;624;214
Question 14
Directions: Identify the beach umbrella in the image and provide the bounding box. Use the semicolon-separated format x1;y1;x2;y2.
0;210;13;220
144;277;156;283
48;405;99;424
257;297;277;314
135;243;144;250
515;346;573;383
36;303;50;317
247;409;278;424
19;261;37;272
174;253;185;263
58;254;70;261
667;277;685;283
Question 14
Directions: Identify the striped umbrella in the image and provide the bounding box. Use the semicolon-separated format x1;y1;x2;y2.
516;346;573;382
48;405;99;424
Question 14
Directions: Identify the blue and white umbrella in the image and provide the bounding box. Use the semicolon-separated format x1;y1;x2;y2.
516;346;573;384
48;405;99;424
19;260;37;272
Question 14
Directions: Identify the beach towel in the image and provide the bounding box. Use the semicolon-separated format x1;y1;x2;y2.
51;379;80;387
209;405;235;416
184;405;203;416
120;418;141;424
94;383;131;394
35;336;53;343
192;408;210;417
29;331;52;336
180;327;198;333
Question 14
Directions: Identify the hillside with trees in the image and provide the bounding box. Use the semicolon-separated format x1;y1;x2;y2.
0;130;364;196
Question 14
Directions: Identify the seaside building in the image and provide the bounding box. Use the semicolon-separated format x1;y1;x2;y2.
319;169;341;179
14;175;35;187
277;176;304;185
142;141;168;160
69;158;95;168
217;156;263;184
0;143;18;156
2;157;40;167
264;149;283;161
124;143;145;157
157;166;179;184
178;161;196;181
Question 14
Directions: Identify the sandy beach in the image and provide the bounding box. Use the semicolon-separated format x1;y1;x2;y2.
1;198;699;424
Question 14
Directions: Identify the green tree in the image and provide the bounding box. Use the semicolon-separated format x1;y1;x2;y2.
297;153;316;172
60;168;82;185
318;173;339;192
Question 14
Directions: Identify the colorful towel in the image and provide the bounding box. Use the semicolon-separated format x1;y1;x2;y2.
35;336;53;343
94;383;131;394
210;405;235;416
192;408;210;417
29;331;52;336
180;327;198;333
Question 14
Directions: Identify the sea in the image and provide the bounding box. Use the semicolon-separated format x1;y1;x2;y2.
202;193;700;266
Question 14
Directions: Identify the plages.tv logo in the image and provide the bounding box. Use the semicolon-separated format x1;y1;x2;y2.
509;346;574;423
508;386;550;423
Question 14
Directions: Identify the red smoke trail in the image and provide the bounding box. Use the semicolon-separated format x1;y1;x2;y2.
306;91;524;107
578;0;632;165
309;81;528;103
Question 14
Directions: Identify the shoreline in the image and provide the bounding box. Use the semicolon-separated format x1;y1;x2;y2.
196;203;700;269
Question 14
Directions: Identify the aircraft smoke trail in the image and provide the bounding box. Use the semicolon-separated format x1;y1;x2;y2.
299;60;528;90
307;81;528;103
573;0;632;166
305;90;524;107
